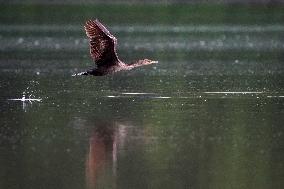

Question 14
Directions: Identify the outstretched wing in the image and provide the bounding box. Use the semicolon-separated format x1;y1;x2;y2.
84;19;119;66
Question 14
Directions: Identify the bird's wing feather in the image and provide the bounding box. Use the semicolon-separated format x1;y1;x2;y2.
84;19;119;66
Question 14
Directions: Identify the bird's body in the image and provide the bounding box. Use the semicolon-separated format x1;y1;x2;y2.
74;19;158;76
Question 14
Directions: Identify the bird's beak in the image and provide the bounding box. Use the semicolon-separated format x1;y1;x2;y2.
151;60;158;64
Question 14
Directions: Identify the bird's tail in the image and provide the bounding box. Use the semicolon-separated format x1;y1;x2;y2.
72;71;89;76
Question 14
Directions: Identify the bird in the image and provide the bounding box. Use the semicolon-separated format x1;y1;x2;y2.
73;19;158;76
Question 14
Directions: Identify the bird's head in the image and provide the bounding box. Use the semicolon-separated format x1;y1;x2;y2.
139;59;159;65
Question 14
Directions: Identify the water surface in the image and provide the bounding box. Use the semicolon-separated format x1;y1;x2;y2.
0;4;284;189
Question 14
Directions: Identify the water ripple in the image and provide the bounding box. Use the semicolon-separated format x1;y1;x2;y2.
1;24;284;33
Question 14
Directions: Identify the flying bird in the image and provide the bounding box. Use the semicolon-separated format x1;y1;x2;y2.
74;19;158;76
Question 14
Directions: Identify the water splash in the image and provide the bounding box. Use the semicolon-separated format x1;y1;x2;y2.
7;81;42;111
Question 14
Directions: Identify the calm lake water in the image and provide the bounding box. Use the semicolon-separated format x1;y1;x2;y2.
0;4;284;189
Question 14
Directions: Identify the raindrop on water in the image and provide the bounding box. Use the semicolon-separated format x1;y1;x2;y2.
17;37;24;44
34;40;39;46
55;43;60;49
200;40;205;46
74;39;79;45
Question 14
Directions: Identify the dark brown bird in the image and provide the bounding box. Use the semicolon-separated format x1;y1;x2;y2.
74;19;158;76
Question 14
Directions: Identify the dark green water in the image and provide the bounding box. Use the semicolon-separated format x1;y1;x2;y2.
0;4;284;189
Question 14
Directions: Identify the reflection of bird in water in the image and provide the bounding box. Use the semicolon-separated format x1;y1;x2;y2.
74;19;158;76
86;122;128;189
